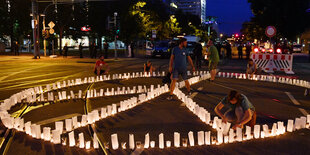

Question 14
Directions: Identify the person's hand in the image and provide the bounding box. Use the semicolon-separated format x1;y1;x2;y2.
192;67;196;72
232;123;243;130
222;117;228;123
169;66;172;73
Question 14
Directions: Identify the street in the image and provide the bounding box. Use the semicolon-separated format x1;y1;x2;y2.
0;55;309;154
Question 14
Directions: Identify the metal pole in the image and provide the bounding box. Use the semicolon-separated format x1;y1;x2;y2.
114;12;117;59
31;0;39;59
43;16;47;56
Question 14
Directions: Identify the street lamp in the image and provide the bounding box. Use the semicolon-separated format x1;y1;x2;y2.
114;12;118;59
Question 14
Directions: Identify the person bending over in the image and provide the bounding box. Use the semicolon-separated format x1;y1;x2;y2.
94;55;110;76
246;59;260;78
144;60;153;75
214;90;256;129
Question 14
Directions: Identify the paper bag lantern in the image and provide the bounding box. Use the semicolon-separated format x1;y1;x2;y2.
111;134;119;150
254;125;260;138
69;131;75;147
129;134;135;150
52;130;61;144
197;131;204;145
93;133;99;149
55;121;64;133
188;131;194;146
287;119;294;132
174;132;180;147
159;133;164;149
205;131;211;145
79;133;85;148
144;133;150;148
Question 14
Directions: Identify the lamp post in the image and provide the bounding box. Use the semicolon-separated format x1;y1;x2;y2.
31;0;40;59
40;14;47;56
114;12;117;59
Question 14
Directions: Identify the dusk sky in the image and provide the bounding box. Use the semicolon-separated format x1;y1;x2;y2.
206;0;253;35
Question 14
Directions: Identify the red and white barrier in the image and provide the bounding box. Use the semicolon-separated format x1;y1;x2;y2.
251;54;294;74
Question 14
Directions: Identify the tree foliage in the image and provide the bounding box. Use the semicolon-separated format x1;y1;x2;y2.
242;0;310;41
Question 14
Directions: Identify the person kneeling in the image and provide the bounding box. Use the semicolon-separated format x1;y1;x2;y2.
94;55;110;76
214;90;256;129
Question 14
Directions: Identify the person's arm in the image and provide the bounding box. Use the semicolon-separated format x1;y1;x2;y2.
214;102;227;123
187;56;195;72
144;64;146;73
233;109;253;129
104;63;110;74
169;55;174;73
254;64;257;73
150;65;153;74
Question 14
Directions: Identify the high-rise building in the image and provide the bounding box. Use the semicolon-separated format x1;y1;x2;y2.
171;0;207;23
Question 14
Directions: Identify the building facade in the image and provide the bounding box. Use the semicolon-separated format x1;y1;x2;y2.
171;0;207;23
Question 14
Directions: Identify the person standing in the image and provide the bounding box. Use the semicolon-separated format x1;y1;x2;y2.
193;41;203;70
89;42;94;58
167;38;195;100
63;43;68;58
14;41;20;56
104;41;109;59
79;43;83;58
225;42;232;59
245;43;252;59
238;44;243;59
130;42;135;58
207;40;219;82
48;41;53;56
92;43;97;59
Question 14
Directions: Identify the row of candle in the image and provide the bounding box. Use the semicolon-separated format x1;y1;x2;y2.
217;72;309;89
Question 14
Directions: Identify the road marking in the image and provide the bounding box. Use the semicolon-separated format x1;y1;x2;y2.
35;113;81;125
285;92;309;116
190;87;203;98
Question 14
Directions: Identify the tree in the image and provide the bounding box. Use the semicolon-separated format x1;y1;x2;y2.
243;0;310;41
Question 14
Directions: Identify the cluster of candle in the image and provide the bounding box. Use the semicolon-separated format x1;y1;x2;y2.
0;71;209;150
217;72;310;89
1;69;309;151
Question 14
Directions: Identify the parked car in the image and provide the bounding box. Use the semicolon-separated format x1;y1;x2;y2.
292;44;302;53
152;41;170;58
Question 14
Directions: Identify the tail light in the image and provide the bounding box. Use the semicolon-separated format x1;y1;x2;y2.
276;48;281;54
262;49;266;53
269;49;273;53
254;48;259;53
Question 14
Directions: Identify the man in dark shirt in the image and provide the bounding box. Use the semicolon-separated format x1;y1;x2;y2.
168;38;195;100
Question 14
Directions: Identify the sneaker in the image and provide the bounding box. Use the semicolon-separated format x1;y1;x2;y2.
167;95;174;100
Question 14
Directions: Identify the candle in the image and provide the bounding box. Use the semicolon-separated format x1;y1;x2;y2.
217;130;223;144
245;126;251;140
254;125;260;138
136;141;142;149
86;141;91;149
55;121;63;133
166;141;171;148
236;127;242;142
159;133;164;149
197;131;204;145
287;119;294;132
205;131;211;145
43;127;51;141
79;133;85;148
93;133;99;149
111;134;119;150
52;130;61;144
69;131;75;147
150;141;155;148
65;119;72;132
224;136;229;143
144;133;150;148
129;134;135;150
182;138;188;147
188;131;194;146
72;116;78;129
174;132;180;147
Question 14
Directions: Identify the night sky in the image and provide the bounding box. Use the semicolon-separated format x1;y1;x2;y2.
206;0;253;35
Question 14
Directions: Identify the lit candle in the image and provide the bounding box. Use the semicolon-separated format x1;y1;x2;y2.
129;134;135;150
111;134;119;150
236;127;242;142
205;131;211;145
166;141;171;148
68;131;75;147
86;141;91;149
217;130;223;144
287;119;294;132
197;131;204;145
93;133;99;149
150;141;155;148
79;133;85;148
254;125;260;138
174;132;180;147
188;131;194;146
144;133;150;148
159;133;164;149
